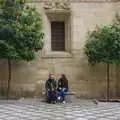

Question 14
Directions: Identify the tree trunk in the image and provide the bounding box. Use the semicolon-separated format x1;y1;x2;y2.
7;59;11;99
106;63;110;101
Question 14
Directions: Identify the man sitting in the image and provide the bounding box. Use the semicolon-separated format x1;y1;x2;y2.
45;74;57;103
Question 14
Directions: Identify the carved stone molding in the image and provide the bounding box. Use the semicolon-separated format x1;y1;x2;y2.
43;0;71;10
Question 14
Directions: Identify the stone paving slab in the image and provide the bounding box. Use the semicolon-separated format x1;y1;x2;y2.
0;99;120;120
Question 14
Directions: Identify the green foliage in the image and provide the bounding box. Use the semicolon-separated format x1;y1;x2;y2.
0;0;44;61
85;15;120;66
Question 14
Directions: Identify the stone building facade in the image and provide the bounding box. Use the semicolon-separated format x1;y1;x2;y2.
0;0;120;99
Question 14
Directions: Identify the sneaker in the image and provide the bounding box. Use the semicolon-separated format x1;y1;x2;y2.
58;96;61;100
63;101;66;104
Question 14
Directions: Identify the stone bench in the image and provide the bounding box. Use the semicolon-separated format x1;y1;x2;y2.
64;91;76;103
42;89;76;103
64;91;75;95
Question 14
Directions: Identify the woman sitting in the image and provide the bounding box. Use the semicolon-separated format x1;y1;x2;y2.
57;74;69;102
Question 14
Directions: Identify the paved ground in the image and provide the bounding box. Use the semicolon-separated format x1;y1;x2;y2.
0;99;120;120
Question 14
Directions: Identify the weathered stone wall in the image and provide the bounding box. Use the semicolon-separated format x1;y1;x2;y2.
0;0;119;99
115;1;120;98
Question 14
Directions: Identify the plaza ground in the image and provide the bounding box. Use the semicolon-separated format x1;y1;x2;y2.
0;99;120;120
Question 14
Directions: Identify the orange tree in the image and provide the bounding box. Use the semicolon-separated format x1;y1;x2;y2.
85;16;120;101
0;0;44;99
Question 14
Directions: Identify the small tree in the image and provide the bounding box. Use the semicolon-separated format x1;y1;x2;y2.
0;0;44;99
85;16;120;101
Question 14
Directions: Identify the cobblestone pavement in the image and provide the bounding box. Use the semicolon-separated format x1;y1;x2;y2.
0;99;120;120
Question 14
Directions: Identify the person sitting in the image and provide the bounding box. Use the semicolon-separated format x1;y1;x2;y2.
57;74;68;103
45;74;57;103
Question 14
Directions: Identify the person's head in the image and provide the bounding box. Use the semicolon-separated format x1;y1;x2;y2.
60;74;67;79
49;74;55;79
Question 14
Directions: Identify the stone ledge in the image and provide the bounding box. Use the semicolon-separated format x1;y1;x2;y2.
71;0;119;2
64;91;76;95
29;0;119;3
42;52;73;58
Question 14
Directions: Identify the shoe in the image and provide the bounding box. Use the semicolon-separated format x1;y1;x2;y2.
51;101;56;104
58;96;61;100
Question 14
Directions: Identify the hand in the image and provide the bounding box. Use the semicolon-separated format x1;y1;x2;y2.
52;88;54;91
48;89;50;91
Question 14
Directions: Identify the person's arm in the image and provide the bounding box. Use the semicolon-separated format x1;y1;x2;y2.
45;80;50;91
45;81;47;91
58;79;62;86
64;79;68;89
58;79;62;90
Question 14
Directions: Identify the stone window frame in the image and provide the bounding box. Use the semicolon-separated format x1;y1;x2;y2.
42;10;72;58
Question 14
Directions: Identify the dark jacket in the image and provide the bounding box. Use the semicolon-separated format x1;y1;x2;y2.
58;78;68;89
45;78;57;92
